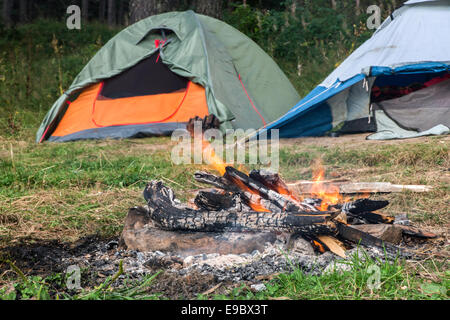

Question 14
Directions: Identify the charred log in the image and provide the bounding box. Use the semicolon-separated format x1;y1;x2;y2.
396;225;437;239
194;190;234;211
144;181;336;235
350;211;395;224
194;171;240;193
337;198;390;214
186;115;220;137
194;171;283;213
336;223;410;257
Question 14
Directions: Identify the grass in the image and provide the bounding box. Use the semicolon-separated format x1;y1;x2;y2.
208;251;449;300
0;20;449;300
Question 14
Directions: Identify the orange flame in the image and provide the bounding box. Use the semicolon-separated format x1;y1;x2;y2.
310;159;347;211
202;140;227;176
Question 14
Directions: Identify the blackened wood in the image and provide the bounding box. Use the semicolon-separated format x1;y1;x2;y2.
336;223;409;257
349;211;395;224
194;190;234;211
186;115;220;137
194;171;283;212
194;171;240;192
249;169;292;197
336;198;389;214
396;225;437;239
144;181;335;234
121;207;278;256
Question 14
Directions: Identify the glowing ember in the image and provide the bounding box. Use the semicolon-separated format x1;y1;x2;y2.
231;178;270;212
272;183;303;207
312;240;326;253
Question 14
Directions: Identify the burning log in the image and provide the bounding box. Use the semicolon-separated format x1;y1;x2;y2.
249;169;292;197
224;166;316;212
144;181;337;235
194;171;284;213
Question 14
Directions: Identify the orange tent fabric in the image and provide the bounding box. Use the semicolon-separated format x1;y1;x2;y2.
52;81;208;138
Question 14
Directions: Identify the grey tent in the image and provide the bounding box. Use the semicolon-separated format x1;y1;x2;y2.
253;0;450;140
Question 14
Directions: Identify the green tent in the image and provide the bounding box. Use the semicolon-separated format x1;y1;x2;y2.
37;10;299;143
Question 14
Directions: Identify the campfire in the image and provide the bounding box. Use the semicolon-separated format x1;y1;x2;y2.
121;164;436;260
121;117;436;263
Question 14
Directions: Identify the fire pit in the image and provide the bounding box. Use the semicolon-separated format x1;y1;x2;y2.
121;166;437;263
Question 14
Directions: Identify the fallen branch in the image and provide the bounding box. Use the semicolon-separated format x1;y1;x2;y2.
288;181;433;194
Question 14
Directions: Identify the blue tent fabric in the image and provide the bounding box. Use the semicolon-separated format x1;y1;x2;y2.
370;62;449;77
259;74;365;138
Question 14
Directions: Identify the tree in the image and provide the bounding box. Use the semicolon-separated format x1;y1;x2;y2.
129;0;224;24
193;0;223;19
82;0;89;21
331;0;336;10
19;0;28;23
117;0;127;25
108;0;116;26
2;0;13;27
99;0;106;22
129;0;180;24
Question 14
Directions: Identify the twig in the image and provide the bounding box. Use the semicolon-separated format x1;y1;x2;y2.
201;283;222;296
3;259;28;283
108;259;124;287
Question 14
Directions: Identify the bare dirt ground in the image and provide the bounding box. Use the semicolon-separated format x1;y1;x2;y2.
279;133;450;149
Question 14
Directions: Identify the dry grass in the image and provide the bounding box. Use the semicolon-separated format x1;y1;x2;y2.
0;188;142;245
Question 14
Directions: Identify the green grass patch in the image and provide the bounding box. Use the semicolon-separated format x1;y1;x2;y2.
207;251;449;300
